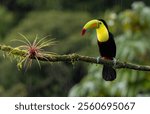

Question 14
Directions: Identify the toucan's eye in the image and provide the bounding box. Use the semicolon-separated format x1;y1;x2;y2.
98;22;101;28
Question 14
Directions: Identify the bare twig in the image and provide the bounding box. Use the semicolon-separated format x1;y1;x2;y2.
0;44;150;71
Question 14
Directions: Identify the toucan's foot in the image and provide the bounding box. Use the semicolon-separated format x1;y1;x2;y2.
113;58;117;67
96;57;100;63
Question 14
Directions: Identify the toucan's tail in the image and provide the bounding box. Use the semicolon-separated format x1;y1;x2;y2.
102;65;116;81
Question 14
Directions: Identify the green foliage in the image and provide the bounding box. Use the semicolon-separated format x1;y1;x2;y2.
2;0;150;12
5;10;91;53
0;5;14;39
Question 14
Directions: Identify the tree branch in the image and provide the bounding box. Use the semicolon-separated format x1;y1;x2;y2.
0;44;150;71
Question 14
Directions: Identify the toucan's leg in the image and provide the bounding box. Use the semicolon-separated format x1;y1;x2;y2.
113;58;117;67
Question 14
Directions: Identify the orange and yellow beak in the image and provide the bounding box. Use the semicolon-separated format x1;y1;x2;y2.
81;19;99;36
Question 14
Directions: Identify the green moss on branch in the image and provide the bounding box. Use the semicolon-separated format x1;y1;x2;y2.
1;44;150;71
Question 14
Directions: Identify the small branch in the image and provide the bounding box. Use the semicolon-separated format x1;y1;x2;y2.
0;44;150;71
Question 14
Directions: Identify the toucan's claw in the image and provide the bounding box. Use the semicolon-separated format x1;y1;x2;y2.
96;57;100;63
113;58;117;67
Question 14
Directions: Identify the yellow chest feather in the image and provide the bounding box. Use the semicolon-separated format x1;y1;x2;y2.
96;26;109;42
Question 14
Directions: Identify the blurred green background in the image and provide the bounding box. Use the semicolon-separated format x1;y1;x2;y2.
0;0;150;97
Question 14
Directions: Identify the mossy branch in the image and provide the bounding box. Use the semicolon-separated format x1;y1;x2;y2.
0;44;150;71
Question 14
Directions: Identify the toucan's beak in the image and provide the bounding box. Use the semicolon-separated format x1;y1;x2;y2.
81;29;86;36
81;19;99;36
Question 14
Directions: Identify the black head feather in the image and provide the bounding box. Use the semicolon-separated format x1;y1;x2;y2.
98;19;109;30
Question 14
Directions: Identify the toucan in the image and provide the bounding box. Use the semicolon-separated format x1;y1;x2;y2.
82;19;116;81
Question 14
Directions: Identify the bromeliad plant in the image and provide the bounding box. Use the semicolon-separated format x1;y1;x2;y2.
12;33;57;70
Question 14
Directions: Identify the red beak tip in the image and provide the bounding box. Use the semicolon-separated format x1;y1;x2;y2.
81;29;86;36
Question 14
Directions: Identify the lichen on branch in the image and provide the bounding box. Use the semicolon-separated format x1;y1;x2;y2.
1;44;150;71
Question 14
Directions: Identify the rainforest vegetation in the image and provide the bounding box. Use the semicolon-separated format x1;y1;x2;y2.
0;0;150;96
